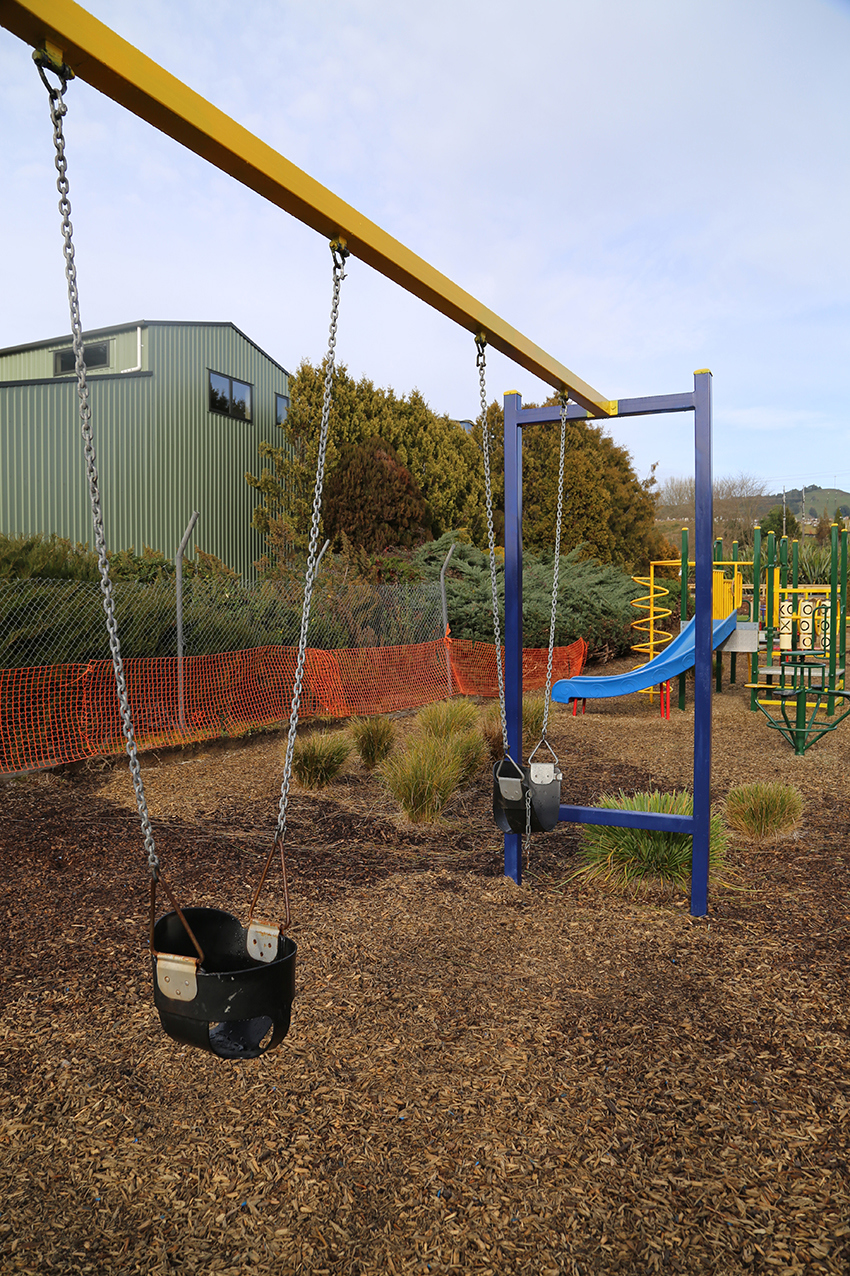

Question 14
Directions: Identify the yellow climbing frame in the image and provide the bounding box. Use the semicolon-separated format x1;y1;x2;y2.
0;0;614;417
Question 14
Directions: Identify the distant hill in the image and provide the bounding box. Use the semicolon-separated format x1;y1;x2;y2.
764;486;850;521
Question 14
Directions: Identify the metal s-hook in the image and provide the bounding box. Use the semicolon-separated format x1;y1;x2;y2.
33;45;74;98
475;332;487;369
330;237;350;273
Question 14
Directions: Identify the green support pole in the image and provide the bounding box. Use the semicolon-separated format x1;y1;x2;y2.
751;524;762;709
794;686;808;756
765;532;776;670
714;537;723;693
792;539;799;661
841;528;847;688
779;536;790;682
730;540;739;684
679;527;688;711
828;524;839;714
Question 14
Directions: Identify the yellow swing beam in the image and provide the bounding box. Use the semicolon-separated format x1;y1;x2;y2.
0;0;614;419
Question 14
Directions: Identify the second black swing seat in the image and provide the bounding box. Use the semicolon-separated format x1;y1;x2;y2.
152;908;296;1060
493;751;562;835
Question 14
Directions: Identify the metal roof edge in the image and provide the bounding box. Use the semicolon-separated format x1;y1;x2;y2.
0;321;291;377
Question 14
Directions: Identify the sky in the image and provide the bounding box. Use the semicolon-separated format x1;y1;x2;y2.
1;0;849;495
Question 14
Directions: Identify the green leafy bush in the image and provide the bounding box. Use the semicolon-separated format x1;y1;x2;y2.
292;732;350;788
796;541;833;585
379;735;463;823
350;716;395;770
573;790;729;895
723;782;803;843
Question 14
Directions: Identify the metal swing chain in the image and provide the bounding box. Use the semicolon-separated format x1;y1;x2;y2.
250;241;349;924
540;397;568;739
477;336;511;757
36;55;159;885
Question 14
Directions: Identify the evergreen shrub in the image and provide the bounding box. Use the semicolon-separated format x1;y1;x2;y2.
414;533;637;656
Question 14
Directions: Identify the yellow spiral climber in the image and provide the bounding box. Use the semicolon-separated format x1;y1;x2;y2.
630;564;673;700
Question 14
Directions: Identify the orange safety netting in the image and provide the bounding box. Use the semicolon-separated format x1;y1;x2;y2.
0;634;587;775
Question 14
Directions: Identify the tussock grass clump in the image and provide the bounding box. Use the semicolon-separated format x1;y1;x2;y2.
379;736;463;823
349;716;395;770
481;695;548;761
451;729;489;784
723;782;803;843
417;698;480;737
291;732;350;789
522;694;546;744
574;790;729;896
482;704;504;760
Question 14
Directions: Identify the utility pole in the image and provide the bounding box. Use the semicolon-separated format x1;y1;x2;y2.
802;485;806;527
782;487;786;537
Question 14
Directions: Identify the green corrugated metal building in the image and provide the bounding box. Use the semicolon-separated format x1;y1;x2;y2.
0;320;291;580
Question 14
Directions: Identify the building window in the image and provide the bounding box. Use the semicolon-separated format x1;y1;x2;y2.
53;341;110;375
275;393;290;426
209;370;252;422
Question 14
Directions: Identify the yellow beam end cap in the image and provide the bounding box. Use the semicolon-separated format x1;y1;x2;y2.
693;368;712;376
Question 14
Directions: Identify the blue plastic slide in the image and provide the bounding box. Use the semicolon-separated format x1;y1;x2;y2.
551;612;739;703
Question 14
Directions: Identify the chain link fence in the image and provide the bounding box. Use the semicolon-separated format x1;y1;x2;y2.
0;577;444;669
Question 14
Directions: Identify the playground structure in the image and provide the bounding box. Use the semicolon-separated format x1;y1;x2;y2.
747;523;850;754
2;1;720;921
578;520;849;755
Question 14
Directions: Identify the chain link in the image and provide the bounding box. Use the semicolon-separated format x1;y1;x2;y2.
37;60;159;879
477;336;511;756
274;242;349;850
541;397;568;738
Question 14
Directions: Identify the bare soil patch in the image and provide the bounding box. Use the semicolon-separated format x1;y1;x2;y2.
2;665;849;1274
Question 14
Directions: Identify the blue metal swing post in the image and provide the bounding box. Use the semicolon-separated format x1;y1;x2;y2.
501;371;715;917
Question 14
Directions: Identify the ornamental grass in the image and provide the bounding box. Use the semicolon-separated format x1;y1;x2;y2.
379;735;464;824
291;731;351;789
573;790;730;896
522;694;546;745
481;695;548;762
349;716;395;770
416;698;480;738
451;729;489;785
723;781;803;844
482;705;504;760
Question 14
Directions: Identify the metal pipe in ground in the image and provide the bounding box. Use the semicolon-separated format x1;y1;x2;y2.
440;542;456;696
176;511;199;730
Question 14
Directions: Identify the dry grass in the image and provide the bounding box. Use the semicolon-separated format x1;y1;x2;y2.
724;780;804;844
291;730;351;788
349;715;395;770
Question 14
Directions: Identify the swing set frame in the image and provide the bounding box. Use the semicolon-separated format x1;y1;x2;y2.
1;0;718;917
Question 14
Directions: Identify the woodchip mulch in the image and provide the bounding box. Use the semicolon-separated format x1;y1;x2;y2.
1;665;849;1275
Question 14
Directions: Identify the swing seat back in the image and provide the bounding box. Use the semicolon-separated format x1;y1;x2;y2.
152;908;296;1060
492;759;562;835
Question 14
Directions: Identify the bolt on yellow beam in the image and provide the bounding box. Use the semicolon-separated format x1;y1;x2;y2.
0;0;614;417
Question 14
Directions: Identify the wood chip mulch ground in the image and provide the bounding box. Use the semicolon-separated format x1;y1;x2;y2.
1;665;849;1274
